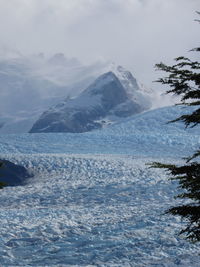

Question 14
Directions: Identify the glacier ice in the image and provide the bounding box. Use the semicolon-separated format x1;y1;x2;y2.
0;105;199;266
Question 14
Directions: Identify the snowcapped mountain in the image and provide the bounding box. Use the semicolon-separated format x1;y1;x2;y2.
0;54;109;134
0;54;154;134
30;68;151;133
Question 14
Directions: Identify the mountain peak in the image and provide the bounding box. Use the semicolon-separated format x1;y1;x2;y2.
30;67;151;133
84;71;120;95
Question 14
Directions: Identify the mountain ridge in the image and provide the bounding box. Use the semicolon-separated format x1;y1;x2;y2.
30;70;151;133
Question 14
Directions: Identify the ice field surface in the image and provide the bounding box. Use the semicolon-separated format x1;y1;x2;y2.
0;106;199;158
0;105;200;266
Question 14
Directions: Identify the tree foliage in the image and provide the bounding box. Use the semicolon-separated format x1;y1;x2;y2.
151;15;200;242
151;161;200;242
155;54;200;127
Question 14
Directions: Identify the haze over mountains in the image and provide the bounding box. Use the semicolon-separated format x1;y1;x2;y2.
0;53;174;134
0;54;136;133
0;53;105;133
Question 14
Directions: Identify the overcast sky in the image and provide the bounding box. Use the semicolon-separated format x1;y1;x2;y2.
0;0;199;86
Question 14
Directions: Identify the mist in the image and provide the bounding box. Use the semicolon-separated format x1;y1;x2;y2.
0;0;199;87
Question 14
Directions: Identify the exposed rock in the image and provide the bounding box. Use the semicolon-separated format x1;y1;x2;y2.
0;159;32;186
30;70;151;133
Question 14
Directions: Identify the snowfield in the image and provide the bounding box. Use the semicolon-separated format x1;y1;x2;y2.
0;106;200;266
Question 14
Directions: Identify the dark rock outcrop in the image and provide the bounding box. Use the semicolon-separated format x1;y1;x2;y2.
0;159;32;186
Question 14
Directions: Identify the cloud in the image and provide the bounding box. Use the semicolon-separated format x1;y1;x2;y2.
0;0;199;86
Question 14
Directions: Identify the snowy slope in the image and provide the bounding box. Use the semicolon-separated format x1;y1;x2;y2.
30;70;151;133
0;54;168;134
0;55;114;133
107;64;153;108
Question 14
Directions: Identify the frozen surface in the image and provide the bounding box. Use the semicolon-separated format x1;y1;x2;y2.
1;106;199;158
0;154;199;267
0;105;199;266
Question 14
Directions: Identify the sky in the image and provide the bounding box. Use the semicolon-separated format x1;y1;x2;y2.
0;0;199;87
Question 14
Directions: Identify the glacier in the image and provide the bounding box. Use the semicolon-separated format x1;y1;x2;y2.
1;106;199;157
0;105;200;266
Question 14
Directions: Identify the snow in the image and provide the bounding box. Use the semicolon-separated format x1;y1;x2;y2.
0;56;111;134
109;64;152;109
0;55;171;134
0;105;200;266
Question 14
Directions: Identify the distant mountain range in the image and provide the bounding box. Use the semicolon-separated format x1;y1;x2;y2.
0;54;168;134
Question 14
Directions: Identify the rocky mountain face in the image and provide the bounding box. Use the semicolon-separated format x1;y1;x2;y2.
0;54;109;134
30;68;151;133
0;53;154;134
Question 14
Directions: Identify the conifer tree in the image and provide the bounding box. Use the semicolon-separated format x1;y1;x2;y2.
151;17;200;241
